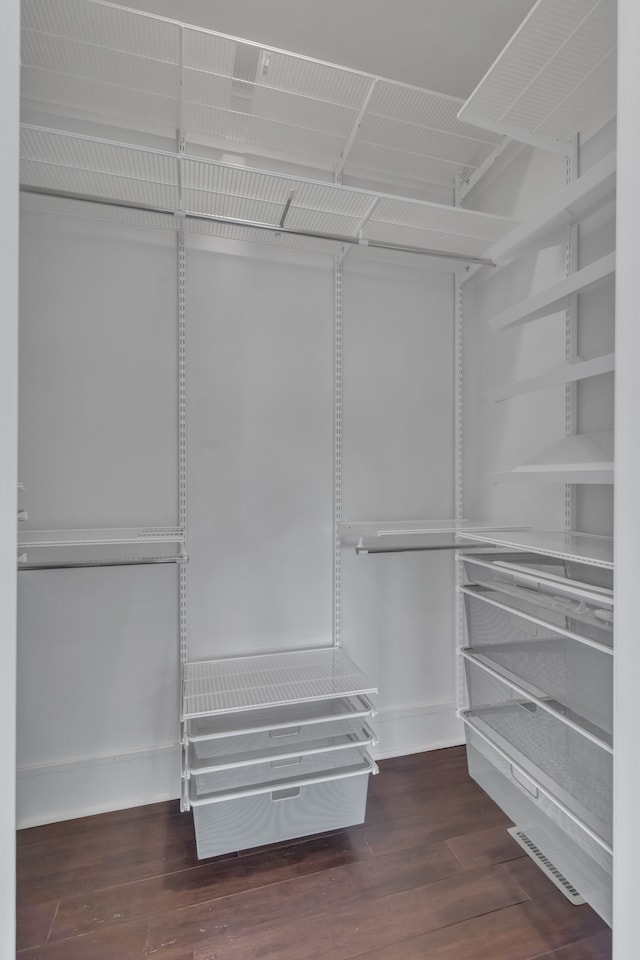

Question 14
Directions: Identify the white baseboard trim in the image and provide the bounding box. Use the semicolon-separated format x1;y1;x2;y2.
371;698;464;761
16;743;181;829
17;700;465;828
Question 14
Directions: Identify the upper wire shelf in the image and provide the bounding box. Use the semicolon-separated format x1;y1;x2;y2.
17;526;185;548
19;125;515;264
21;0;506;193
458;0;617;152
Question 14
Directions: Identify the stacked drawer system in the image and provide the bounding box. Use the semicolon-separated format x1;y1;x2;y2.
459;552;613;923
181;648;378;858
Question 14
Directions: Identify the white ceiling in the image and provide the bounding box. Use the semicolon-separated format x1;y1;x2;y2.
117;0;537;99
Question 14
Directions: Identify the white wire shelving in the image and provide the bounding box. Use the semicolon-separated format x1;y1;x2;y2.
461;530;614;569
182;648;377;721
19;124;516;266
16;526;186;570
339;519;529;554
458;0;617;152
21;0;506;193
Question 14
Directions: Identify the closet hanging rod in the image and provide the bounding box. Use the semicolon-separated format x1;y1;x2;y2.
17;556;188;571
20;187;497;268
356;540;503;555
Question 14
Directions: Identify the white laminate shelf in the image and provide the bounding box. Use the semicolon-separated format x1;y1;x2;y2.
487;152;616;265
182;648;377;721
490;253;616;332
461;530;614;569
490;354;615;403
457;0;617;152
492;431;613;486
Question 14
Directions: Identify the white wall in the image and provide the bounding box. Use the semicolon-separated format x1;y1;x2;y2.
17;216;460;823
614;3;640;955
0;0;19;951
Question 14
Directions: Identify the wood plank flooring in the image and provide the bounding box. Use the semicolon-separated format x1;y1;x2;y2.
16;746;612;960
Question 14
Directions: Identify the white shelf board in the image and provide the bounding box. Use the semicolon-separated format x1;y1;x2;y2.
182;648;377;720
490;253;616;332
338;519;527;540
20;125;516;262
21;0;506;192
457;0;617;150
462;530;613;569
492;431;614;485
488;152;616;264
490;353;615;402
17;526;184;548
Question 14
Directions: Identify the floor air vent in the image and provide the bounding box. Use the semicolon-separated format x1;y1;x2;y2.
507;827;585;905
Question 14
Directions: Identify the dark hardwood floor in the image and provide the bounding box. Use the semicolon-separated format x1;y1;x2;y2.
16;746;612;960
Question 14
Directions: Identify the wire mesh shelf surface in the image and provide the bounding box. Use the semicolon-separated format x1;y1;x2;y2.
461;530;614;569
183;648;377;720
22;0;505;190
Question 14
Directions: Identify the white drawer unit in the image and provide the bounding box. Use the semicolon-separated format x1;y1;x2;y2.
181;647;378;858
460;538;614;924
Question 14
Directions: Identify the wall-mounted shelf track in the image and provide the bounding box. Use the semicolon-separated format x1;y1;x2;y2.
492;430;614;485
458;0;617;152
489;253;615;332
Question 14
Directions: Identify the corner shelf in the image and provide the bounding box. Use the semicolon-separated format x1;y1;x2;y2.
457;0;617;151
487;152;616;265
489;353;615;402
490;253;616;332
492;431;613;485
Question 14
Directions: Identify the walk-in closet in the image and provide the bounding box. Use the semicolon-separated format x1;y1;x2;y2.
4;0;640;957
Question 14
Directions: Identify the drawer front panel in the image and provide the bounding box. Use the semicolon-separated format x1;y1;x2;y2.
193;773;370;859
466;727;611;925
465;661;612;845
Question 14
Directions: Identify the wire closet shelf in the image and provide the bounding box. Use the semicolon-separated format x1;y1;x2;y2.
19;0;518;265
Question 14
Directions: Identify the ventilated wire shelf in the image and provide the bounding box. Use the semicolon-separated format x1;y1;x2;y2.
458;0;617;149
20;125;515;262
17;527;184;547
462;531;614;569
465;660;612;844
21;0;506;190
183;648;377;720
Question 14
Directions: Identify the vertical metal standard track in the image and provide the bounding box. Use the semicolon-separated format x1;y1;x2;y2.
565;137;579;534
177;27;189;811
333;257;343;648
454;177;467;712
